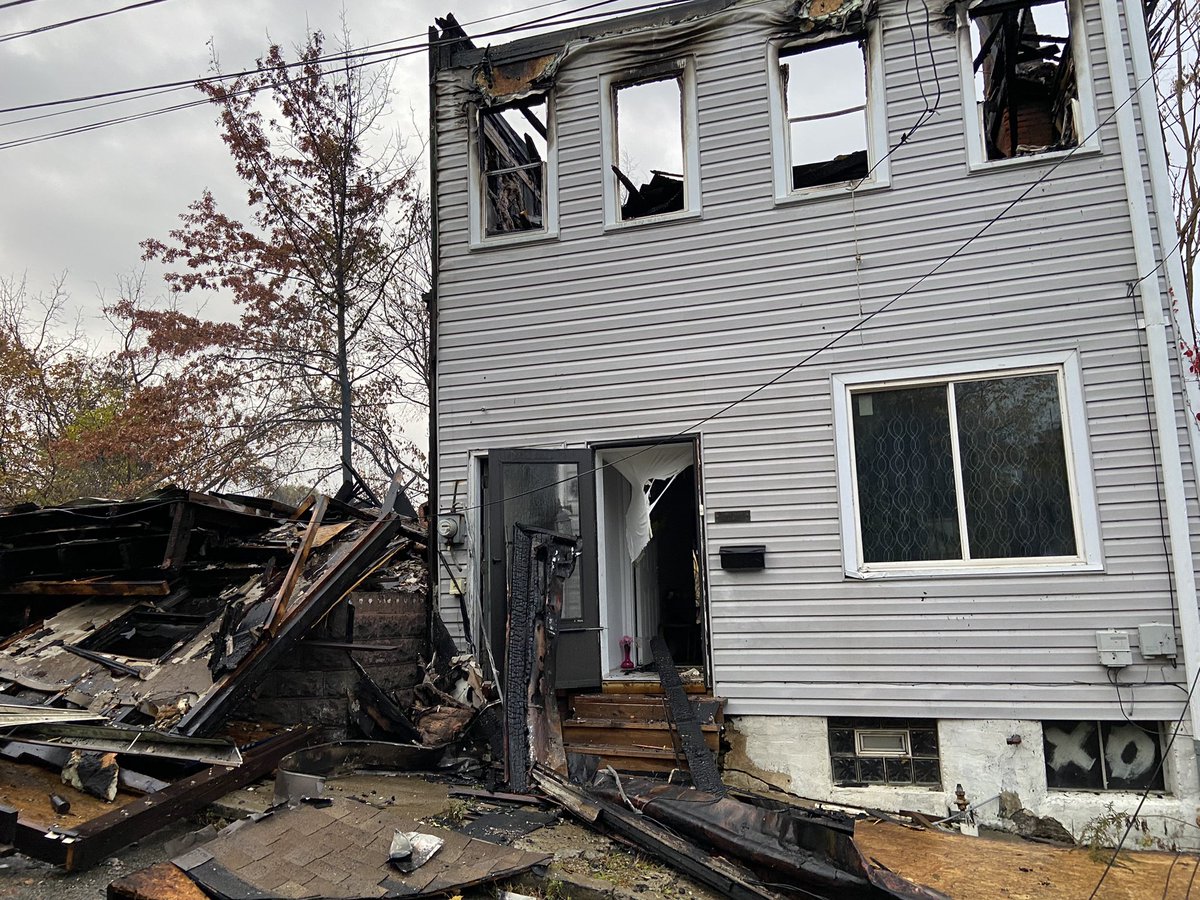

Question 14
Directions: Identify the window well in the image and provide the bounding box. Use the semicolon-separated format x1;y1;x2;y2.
780;39;869;189
480;99;548;235
612;76;685;221
968;0;1079;160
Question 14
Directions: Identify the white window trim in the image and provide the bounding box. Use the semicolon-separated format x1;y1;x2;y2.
956;0;1101;173
831;350;1103;579
766;21;890;204
468;94;559;250
599;59;702;230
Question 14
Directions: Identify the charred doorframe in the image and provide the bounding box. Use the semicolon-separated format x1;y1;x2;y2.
955;0;1100;171
598;58;702;230
765;18;890;202
590;434;713;685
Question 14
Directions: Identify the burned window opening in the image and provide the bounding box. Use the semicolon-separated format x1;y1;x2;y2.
781;38;870;190
480;99;547;235
613;76;686;221
969;0;1079;160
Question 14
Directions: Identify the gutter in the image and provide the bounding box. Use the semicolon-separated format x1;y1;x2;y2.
427;25;442;652
1098;0;1200;745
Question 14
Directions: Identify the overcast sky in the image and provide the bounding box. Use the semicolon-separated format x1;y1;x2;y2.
0;0;651;335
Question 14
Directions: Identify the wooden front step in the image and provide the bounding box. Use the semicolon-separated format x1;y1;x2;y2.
561;742;691;775
571;693;724;725
562;717;720;752
601;679;706;695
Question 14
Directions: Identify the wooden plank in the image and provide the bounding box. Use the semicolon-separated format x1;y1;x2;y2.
0;580;172;598
266;494;328;634
107;862;209;900
562;719;719;751
601;680;706;695
10;727;315;871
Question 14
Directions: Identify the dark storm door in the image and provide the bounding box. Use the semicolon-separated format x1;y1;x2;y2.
487;448;600;690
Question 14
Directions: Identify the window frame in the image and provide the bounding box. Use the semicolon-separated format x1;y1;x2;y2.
955;0;1101;172
1043;720;1169;794
468;94;559;250
766;20;889;203
832;351;1103;579
599;58;701;230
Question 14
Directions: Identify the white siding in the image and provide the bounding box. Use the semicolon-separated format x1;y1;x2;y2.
431;0;1198;719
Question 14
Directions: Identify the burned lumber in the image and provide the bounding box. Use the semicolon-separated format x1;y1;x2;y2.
502;525;577;793
13;726;315;871
589;775;950;900
532;766;778;900
649;635;723;793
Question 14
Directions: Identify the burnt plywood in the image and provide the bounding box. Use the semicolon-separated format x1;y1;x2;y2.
0;758;140;828
855;821;1200;900
174;802;552;899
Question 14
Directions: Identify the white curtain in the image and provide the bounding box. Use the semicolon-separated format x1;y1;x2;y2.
611;444;694;563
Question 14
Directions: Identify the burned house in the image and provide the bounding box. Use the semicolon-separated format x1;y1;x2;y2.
427;0;1200;845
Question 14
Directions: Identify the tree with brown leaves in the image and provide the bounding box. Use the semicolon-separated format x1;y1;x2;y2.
138;31;429;499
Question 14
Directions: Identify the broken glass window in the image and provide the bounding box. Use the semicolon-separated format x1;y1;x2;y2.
780;39;869;190
969;0;1079;160
480;99;547;235
613;76;686;221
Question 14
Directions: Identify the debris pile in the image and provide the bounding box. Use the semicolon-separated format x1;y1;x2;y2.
0;486;426;870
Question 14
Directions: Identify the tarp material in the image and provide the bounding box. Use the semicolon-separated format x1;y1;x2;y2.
612;444;693;563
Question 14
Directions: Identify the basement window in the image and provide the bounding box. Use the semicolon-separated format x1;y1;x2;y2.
959;0;1094;164
1044;721;1165;792
601;60;699;226
830;718;942;787
477;98;552;239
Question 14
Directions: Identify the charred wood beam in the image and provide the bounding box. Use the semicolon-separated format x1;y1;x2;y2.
11;726;316;872
0;580;171;598
649;635;723;794
266;494;329;634
532;767;778;900
58;643;146;679
176;516;402;737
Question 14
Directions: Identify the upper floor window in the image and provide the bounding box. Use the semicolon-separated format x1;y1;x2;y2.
832;353;1102;578
768;23;889;200
471;97;557;246
957;0;1098;168
600;60;700;228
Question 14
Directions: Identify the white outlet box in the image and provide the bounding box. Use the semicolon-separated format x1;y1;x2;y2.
1096;630;1132;668
1138;623;1178;658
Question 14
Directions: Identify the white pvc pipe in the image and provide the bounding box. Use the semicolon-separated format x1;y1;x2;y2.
1099;0;1200;744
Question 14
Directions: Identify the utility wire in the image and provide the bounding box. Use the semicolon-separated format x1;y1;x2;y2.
0;0;176;43
0;0;47;10
0;0;678;117
0;0;593;129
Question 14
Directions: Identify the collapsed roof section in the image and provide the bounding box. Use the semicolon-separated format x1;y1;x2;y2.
0;488;418;738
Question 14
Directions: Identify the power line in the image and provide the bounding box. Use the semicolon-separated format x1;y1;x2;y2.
0;0;591;129
0;0;47;10
0;0;672;117
0;0;176;43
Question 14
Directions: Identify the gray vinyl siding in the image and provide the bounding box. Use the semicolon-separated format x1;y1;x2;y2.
432;0;1199;719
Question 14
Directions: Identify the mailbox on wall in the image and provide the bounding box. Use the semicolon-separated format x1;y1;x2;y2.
719;545;765;570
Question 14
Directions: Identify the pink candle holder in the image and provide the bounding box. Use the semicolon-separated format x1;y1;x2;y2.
619;635;635;670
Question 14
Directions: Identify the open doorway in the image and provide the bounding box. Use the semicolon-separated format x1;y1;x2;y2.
596;440;706;679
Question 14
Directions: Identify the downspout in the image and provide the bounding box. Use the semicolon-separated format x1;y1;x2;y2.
1099;0;1200;745
1124;1;1200;515
426;25;442;651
